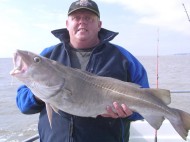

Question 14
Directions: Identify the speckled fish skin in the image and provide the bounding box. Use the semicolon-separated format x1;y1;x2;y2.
10;49;190;140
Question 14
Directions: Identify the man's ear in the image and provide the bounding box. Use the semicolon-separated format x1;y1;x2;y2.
66;20;69;30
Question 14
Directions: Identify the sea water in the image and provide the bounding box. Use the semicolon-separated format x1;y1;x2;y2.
0;55;190;142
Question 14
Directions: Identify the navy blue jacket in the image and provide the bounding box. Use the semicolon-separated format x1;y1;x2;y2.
16;28;149;142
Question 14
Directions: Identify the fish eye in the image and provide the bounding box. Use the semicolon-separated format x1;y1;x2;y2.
33;56;41;63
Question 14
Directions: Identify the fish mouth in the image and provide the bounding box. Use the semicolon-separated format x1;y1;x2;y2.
10;51;28;76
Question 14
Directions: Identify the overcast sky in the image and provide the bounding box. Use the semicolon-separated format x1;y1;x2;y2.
0;0;190;57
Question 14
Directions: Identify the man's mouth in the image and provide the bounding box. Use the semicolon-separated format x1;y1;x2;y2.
78;28;87;32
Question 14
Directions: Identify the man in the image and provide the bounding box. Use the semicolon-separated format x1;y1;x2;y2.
16;0;149;141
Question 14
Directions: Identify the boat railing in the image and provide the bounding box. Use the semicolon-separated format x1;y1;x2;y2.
170;90;190;93
22;134;39;142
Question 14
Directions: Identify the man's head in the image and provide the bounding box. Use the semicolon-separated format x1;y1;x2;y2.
66;0;102;49
68;0;100;18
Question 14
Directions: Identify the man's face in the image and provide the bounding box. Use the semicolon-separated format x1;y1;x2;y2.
66;9;102;42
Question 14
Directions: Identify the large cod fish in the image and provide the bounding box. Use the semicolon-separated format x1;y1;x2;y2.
10;49;190;140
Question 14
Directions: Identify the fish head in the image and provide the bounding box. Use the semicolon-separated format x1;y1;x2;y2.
10;49;65;99
10;49;47;81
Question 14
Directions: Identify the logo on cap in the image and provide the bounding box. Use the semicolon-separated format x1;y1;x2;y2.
76;0;92;7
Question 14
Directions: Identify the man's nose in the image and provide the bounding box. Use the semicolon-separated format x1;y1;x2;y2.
78;16;90;23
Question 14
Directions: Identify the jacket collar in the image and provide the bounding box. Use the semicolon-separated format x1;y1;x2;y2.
51;28;119;43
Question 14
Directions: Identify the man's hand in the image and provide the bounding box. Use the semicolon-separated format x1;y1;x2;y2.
101;102;133;118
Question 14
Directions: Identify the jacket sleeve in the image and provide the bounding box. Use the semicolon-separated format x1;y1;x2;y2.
16;46;55;114
16;85;45;114
115;45;150;121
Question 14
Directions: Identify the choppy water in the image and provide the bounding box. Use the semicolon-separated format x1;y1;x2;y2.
0;55;190;141
0;58;39;142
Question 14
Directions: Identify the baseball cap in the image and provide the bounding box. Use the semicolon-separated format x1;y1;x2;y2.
68;0;100;18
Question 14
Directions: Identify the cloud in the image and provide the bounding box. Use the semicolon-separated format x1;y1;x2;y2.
0;7;26;57
98;0;190;35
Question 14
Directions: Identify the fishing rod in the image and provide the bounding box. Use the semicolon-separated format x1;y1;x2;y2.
156;28;159;90
153;25;190;142
181;0;190;22
154;27;160;142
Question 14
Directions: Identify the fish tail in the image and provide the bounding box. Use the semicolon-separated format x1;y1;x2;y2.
168;108;190;140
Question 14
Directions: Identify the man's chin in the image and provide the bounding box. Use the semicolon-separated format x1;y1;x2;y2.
76;36;89;41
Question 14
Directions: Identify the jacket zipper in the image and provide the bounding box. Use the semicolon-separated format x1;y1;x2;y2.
69;116;74;142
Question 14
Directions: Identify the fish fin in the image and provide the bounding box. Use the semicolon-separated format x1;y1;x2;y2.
51;105;60;115
145;89;171;105
168;108;190;140
31;83;65;100
93;75;141;92
122;81;141;88
46;103;53;128
142;113;165;130
105;78;141;88
81;70;142;89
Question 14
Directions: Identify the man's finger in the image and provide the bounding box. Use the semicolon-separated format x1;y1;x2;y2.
121;104;133;116
113;102;126;117
106;106;119;118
